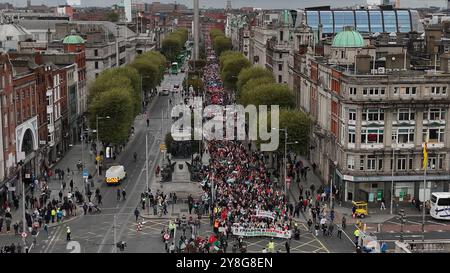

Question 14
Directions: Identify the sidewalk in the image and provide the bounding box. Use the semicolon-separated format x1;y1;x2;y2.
287;155;402;224
5;142;98;233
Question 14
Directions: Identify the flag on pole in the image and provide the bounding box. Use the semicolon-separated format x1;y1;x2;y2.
422;142;428;170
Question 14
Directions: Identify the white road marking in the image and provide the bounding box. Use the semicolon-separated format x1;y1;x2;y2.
428;220;447;226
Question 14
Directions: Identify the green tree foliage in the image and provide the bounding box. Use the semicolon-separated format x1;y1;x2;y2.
213;35;232;57
210;28;225;40
255;109;311;155
109;66;141;116
239;83;295;109
221;55;251;91
278;109;311;155
88;73;133;105
219;50;242;70
237;66;273;94
162;28;189;62
129;58;160;92
88;87;134;145
241;76;276;96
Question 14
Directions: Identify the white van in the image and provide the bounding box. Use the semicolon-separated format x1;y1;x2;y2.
105;165;126;185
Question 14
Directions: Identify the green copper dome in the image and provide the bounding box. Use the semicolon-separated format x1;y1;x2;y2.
332;27;364;48
63;30;85;45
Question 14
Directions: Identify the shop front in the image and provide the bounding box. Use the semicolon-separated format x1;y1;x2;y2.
339;172;450;206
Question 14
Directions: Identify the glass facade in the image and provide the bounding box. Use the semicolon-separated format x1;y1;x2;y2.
369;10;384;33
320;11;334;34
355;11;370;33
306;11;319;29
383;10;398;33
396;10;411;32
303;10;421;34
334;11;355;32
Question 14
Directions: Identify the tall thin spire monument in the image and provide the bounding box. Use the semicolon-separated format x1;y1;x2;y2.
193;0;199;61
226;0;232;11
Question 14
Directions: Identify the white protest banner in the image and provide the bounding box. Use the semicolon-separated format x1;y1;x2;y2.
231;226;291;239
255;209;276;219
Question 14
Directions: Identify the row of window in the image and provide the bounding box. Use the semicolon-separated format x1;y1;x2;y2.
305;9;423;34
347;154;446;171
349;86;447;96
348;108;446;122
348;127;446;144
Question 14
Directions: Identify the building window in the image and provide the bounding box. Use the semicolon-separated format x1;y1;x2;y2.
278;75;282;83
94;49;98;56
95;73;99;78
361;128;384;144
279;53;282;59
424;108;445;121
393;87;399;94
348;128;356;144
379;158;383;170
362;108;384;122
348;109;356;121
431;86;447;95
347;155;355;170
360;155;365;171
280;31;284;41
396;108;415;121
349;87;356;95
397;156;407;170
278;63;283;71
367;155;376;171
423;127;445;143
438;154;445;169
95;62;99;69
392;128;415;144
405;87;417;95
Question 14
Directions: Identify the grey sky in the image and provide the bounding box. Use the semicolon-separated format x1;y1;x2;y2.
2;0;448;9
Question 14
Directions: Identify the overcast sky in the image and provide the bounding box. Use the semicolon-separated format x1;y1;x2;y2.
2;0;447;9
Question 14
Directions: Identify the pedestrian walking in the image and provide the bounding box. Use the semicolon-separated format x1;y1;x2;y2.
66;226;71;241
342;215;347;230
337;224;342;239
122;189;126;200
134;208;140;222
97;194;102;205
83;203;88;215
117;189;121;201
314;222;320;236
380;198;386;210
62;181;66;191
307;218;313;232
69;179;74;192
354;229;360;246
285;240;290;253
44;223;49;237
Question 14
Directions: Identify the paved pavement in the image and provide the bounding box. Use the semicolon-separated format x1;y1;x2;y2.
0;140;96;250
18;71;187;253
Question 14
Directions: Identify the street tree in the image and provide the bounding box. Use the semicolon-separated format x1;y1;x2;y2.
88;73;133;104
129;58;161;93
88;87;134;145
219;50;242;71
221;55;251;91
239;83;295;109
240;76;275;97
213;35;232;57
255;109;311;155
237;66;273;93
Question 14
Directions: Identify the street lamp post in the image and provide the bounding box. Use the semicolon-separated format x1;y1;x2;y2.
272;128;298;199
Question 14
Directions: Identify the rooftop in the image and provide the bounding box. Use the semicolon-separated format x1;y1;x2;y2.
332;27;364;48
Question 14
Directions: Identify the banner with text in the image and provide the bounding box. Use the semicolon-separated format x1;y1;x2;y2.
255;209;276;219
231;227;291;239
